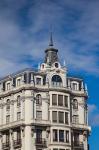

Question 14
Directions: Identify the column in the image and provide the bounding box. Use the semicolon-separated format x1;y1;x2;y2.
24;126;32;150
68;79;71;89
9;129;13;150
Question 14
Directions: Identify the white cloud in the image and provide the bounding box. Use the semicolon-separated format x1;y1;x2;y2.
88;104;97;114
88;104;99;127
0;0;99;76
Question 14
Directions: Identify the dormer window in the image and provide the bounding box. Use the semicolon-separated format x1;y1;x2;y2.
17;78;21;86
7;83;10;90
36;77;41;85
72;82;78;90
52;75;62;87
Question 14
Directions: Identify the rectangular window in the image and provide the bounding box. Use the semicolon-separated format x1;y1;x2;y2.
6;99;10;111
65;112;68;124
36;78;41;85
17;96;21;107
66;131;69;143
6;115;10;124
64;96;68;107
17;79;21;86
7;83;10;90
58;95;63;106
72;83;77;90
6;133;9;143
52;111;57;122
36;129;42;143
17;130;21;140
52;94;57;105
53;129;58;141
59;130;64;142
59;112;64;123
73;115;79;124
36;111;42;120
17;112;21;121
74;133;79;146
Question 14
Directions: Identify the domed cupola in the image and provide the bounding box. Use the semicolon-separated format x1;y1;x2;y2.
44;33;59;66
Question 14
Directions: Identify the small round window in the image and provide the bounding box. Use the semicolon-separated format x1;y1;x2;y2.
55;63;59;68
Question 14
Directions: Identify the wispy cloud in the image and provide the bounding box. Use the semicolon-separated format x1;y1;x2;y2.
0;0;99;76
88;104;99;127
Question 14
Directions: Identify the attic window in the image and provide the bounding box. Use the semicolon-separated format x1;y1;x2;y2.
52;75;62;87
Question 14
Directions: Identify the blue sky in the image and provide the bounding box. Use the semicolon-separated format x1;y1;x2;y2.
0;0;99;149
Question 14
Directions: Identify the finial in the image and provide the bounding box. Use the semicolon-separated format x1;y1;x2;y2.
49;32;53;47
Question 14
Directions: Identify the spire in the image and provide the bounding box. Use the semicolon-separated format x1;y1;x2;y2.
49;32;53;47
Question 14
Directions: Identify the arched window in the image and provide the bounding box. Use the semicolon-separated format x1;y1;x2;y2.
36;94;42;105
6;99;10;111
17;95;21;107
73;99;78;109
52;75;62;87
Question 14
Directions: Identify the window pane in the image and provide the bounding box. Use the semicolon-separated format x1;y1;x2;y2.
73;115;79;124
17;79;21;86
58;95;63;106
52;94;57;105
36;111;42;120
53;129;58;141
64;96;68;107
59;130;64;142
6;115;10;124
65;112;68;124
7;83;10;90
36;94;42;105
36;78;41;85
17;112;21;121
66;131;69;143
17;130;21;140
17;96;21;107
52;111;57;122
59;112;64;123
72;83;77;90
73;99;78;109
6;133;9;143
6;99;10;111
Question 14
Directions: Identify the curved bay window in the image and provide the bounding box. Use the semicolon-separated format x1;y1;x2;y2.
36;94;42;105
6;99;10;111
73;99;78;109
52;75;62;87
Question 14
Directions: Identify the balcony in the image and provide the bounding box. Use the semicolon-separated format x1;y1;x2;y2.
72;123;91;132
35;138;47;147
73;141;84;150
13;139;21;149
2;142;10;150
0;119;24;131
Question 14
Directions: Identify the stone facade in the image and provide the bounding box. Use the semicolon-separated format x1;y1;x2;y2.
0;42;91;150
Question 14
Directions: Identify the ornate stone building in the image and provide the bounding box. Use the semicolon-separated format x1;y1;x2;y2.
0;36;91;150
